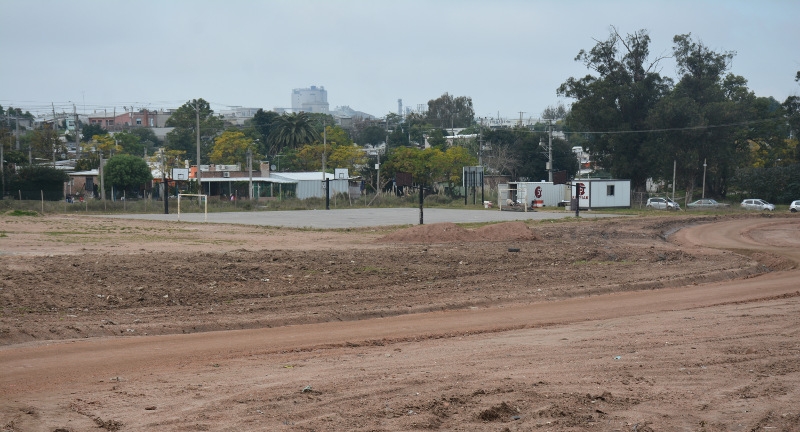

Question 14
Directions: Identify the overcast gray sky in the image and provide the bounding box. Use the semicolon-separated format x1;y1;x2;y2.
2;0;798;121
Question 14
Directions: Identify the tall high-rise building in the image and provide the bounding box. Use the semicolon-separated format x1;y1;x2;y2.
291;86;329;113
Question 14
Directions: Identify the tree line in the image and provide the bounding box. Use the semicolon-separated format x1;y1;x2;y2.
3;26;798;202
558;27;799;202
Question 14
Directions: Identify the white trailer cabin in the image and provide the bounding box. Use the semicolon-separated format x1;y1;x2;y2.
572;179;631;209
270;171;351;200
498;182;568;208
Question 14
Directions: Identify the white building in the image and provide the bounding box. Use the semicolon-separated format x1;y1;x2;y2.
291;86;329;113
218;107;261;126
270;171;350;199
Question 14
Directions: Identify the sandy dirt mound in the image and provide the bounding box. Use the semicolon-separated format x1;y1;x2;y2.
378;221;537;243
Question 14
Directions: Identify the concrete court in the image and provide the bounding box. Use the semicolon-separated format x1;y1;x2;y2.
104;207;621;229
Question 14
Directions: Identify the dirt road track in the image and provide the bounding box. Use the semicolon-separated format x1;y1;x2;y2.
2;216;800;431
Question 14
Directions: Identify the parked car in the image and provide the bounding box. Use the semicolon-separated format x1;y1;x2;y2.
790;200;799;213
740;199;775;211
646;197;680;210
687;199;730;209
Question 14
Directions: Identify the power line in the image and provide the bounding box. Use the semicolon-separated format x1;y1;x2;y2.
562;118;778;135
487;118;778;136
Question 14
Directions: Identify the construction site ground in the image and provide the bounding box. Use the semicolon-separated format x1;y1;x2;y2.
1;211;799;431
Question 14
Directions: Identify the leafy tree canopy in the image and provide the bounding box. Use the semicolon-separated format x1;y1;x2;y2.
164;98;224;164
357;125;386;145
81;124;107;142
425;93;475;129
103;154;153;194
210;130;261;166
292;125;365;172
246;109;280;156
269;112;321;155
559;27;671;191
384;145;477;192
29;125;66;162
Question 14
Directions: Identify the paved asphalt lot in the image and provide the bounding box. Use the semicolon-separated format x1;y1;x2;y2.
104;207;621;229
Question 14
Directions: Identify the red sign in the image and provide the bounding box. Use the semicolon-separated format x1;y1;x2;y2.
577;182;586;197
534;186;542;198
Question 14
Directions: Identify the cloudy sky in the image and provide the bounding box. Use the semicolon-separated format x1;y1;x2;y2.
2;0;798;121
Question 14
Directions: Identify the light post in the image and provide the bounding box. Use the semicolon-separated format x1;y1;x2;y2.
701;158;707;199
247;146;253;201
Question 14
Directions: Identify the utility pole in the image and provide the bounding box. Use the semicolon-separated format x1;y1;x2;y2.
247;147;253;200
100;155;105;201
376;151;381;197
478;118;484;167
161;148;168;214
702;158;707;199
1;137;4;199
322;121;327;181
548;119;553;182
52;103;58;135
195;101;202;195
672;160;676;202
74;104;79;150
27;114;31;163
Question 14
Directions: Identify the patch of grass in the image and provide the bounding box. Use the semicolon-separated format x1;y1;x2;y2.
361;266;384;273
6;209;39;217
0;231;6;238
45;231;93;236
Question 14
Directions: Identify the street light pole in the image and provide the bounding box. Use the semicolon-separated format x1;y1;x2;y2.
247;147;253;200
702;158;707;199
195;101;202;195
548;119;553;182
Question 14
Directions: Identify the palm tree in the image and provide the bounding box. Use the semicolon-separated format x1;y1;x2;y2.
268;112;321;155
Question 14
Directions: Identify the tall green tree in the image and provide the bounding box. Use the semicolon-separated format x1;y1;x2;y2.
482;128;523;178
384;146;444;187
307;113;336;135
426;129;448;150
103;154;153;196
559;27;671;191
209;130;260;166
29;125;66;163
127;127;161;149
646;34;748;199
247;109;280;156
165;99;224;165
357;125;386;146
81;124;107;142
112;131;146;157
269;112;321;154
782;71;800;162
425;93;475;129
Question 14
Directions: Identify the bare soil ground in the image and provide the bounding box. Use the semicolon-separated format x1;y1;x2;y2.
1;212;799;431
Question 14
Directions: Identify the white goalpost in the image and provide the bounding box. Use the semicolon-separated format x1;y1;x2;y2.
177;194;208;222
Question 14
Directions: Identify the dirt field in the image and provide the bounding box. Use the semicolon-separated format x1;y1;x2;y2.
1;212;799;431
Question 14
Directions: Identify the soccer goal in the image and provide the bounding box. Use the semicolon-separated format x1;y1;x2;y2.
177;193;208;222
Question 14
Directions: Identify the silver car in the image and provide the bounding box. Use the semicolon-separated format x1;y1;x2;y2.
646;197;680;210
790;200;799;213
687;199;730;209
740;199;775;211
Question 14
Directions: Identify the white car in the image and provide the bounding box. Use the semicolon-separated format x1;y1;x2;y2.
740;199;775;211
646;197;680;210
790;200;799;213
